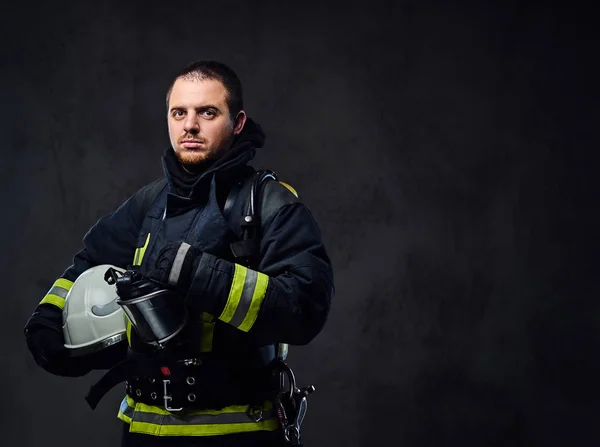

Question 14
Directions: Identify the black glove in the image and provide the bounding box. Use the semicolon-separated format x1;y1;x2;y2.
24;307;92;377
146;242;203;296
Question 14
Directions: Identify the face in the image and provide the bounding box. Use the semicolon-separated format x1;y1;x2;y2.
167;77;246;167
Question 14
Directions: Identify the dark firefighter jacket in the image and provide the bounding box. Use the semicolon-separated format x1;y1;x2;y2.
28;118;334;437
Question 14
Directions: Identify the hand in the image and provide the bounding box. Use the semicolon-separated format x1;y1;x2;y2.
147;242;202;296
25;324;91;377
25;324;64;368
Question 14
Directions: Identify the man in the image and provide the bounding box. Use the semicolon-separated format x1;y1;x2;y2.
24;61;334;446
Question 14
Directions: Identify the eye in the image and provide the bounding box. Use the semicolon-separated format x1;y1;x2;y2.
202;109;216;118
172;109;185;118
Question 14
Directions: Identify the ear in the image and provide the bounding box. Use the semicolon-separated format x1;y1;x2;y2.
233;110;247;135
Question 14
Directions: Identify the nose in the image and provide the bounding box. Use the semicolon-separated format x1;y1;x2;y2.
183;112;200;134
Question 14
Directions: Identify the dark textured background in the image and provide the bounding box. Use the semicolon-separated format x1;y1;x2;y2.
1;1;598;446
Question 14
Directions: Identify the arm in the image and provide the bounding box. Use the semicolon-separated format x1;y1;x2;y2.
24;181;157;373
187;201;334;346
32;188;146;317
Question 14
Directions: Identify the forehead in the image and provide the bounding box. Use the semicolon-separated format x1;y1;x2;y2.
169;78;229;109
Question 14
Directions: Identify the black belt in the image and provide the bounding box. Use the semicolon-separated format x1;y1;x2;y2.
125;360;277;411
86;349;278;411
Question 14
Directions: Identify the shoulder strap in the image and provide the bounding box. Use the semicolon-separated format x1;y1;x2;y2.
225;169;298;267
226;169;275;266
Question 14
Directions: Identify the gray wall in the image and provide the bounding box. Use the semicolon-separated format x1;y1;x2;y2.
1;1;597;445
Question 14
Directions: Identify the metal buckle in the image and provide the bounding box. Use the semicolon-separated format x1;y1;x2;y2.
284;396;307;445
181;357;202;366
247;404;264;422
276;361;315;446
162;379;183;412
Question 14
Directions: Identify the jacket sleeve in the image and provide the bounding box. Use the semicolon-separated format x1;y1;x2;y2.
187;201;334;346
26;181;155;327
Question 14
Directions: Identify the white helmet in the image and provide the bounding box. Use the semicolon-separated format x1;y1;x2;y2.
62;264;128;357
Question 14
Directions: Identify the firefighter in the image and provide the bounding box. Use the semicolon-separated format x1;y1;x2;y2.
24;60;334;446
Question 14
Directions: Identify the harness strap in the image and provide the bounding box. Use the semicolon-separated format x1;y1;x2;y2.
86;353;146;409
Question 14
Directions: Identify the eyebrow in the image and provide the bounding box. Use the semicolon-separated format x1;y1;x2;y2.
169;104;221;113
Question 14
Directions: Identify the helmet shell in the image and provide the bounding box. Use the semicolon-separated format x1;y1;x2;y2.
62;264;127;356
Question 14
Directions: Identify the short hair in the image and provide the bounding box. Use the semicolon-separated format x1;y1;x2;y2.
165;61;244;120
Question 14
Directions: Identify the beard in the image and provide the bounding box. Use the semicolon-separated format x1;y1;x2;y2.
173;132;235;174
174;149;217;174
175;148;213;164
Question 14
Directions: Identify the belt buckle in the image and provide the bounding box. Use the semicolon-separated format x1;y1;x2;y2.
162;379;183;412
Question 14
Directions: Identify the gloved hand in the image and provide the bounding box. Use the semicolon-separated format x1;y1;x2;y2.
24;308;92;377
146;242;203;296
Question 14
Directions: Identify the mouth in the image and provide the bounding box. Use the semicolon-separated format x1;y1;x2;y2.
180;140;204;149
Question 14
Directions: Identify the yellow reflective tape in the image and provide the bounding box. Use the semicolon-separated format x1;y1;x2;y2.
133;248;140;266
128;419;279;436
39;294;66;310
238;272;269;332
279;181;298;198
117;396;133;424
117;411;132;425
200;312;214;353
138;233;151;265
39;277;74;309
54;278;74;291
126;394;137;408
126;317;132;346
131;398;273;416
219;264;247;324
201;312;214;323
120;397;278;436
133;233;151;266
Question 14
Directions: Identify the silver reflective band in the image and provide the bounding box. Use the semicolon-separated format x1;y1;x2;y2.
168;243;192;285
91;297;120;316
66;333;126;357
48;285;69;299
229;269;258;328
120;398;134;419
127;407;276;426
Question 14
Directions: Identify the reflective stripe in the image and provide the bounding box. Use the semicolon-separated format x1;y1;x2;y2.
238;272;268;332
118;396;279;436
126;319;132;346
124;313;132;346
91;297;120;316
39;278;74;310
219;265;269;332
47;285;69;299
140;233;151;265
200;312;214;353
168;242;191;285
39;294;66;309
279;181;299;198
54;278;74;291
135;409;276;425
133;233;151;267
219;264;247;323
119;396;134;423
229;269;258;328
